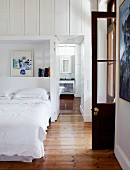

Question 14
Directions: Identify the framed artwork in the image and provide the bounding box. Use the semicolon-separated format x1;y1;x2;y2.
120;0;130;102
11;50;33;77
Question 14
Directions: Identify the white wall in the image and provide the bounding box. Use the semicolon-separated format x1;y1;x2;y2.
84;0;91;35
50;37;60;122
0;40;50;77
75;45;81;97
115;0;130;169
98;0;107;11
80;0;96;122
80;36;92;122
0;77;50;92
80;41;84;113
83;35;92;122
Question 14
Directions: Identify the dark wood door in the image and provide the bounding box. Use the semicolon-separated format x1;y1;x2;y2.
92;12;116;149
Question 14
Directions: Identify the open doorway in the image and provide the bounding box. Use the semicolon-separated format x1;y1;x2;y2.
58;44;82;112
57;36;84;115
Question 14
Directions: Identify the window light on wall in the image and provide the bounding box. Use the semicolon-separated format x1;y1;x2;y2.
58;45;75;56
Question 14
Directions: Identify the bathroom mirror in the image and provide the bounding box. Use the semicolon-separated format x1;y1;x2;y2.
60;56;72;73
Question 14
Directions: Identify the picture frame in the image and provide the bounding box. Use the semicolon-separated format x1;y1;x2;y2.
119;0;130;102
11;50;33;77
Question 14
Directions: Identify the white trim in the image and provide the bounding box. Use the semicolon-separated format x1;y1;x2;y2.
115;145;130;170
0;35;53;41
80;104;84;116
80;105;92;122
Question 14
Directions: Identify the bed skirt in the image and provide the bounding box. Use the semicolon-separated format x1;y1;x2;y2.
0;155;34;162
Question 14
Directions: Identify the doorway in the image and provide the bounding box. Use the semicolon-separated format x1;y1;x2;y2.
58;43;82;112
92;12;116;149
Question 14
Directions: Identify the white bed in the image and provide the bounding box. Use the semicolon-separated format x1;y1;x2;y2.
0;88;51;161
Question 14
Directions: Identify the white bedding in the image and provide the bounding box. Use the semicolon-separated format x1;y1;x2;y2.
0;99;51;159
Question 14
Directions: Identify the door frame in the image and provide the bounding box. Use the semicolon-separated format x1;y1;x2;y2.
92;12;116;149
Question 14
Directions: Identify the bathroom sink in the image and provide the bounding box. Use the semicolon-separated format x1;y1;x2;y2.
60;78;75;80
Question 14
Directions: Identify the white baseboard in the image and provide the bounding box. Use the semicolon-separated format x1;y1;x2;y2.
115;145;130;170
80;105;84;116
51;112;59;122
74;94;81;97
84;115;92;122
80;105;92;122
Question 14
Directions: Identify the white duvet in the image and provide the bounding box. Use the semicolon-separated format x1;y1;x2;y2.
0;99;51;159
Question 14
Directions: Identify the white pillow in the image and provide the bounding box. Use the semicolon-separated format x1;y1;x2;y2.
14;88;48;100
0;91;10;97
0;93;14;100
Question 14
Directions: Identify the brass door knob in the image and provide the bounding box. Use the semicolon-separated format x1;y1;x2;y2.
94;107;99;116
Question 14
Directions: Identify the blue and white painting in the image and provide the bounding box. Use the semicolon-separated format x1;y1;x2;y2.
11;50;33;77
120;0;130;102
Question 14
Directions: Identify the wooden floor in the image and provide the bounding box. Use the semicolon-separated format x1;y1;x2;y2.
0;98;122;170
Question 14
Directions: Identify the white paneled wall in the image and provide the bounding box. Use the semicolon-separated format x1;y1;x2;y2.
0;0;9;35
25;0;39;35
0;0;87;36
40;0;54;35
54;0;69;35
70;0;84;35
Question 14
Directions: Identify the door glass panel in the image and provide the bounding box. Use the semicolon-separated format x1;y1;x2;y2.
97;18;107;60
97;62;107;103
97;62;115;103
97;18;115;60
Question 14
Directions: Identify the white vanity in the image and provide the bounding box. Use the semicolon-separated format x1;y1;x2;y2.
59;80;75;95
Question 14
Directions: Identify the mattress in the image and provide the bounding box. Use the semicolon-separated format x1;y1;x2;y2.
0;98;51;159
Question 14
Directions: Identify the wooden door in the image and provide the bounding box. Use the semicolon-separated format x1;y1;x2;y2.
92;12;116;149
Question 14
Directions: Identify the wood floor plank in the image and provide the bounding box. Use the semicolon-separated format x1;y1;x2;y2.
0;98;122;170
